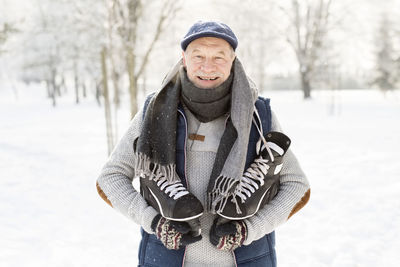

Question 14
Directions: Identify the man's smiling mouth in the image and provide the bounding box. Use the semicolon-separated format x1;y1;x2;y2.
198;76;219;81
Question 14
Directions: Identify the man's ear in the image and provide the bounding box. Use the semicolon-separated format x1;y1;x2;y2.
182;51;186;67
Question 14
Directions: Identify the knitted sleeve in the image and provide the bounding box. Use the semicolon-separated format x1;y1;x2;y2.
243;110;310;245
96;107;158;234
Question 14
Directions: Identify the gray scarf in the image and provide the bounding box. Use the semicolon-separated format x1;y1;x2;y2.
134;58;258;213
180;67;232;123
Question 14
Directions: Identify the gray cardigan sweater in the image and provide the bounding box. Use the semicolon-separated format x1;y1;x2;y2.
96;104;310;267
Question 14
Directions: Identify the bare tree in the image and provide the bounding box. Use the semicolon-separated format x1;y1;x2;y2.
110;0;182;118
101;47;115;155
372;14;397;94
209;0;280;92
0;23;18;55
393;11;400;90
280;0;333;99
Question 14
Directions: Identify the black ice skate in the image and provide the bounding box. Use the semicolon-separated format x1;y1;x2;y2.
140;172;204;223
217;131;291;220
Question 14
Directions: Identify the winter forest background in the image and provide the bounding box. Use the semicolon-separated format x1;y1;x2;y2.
1;0;400;266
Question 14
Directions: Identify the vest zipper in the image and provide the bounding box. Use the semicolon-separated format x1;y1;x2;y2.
178;109;239;267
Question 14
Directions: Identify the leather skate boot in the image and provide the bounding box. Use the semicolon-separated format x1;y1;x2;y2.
140;172;204;235
217;131;291;220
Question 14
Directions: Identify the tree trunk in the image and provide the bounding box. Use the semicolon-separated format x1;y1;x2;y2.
110;60;119;141
60;76;67;94
52;68;61;98
129;77;138;119
101;47;114;155
127;49;138;118
46;80;52;98
74;62;80;104
82;82;87;98
300;70;312;99
48;68;58;107
95;81;101;107
111;62;120;108
46;80;56;107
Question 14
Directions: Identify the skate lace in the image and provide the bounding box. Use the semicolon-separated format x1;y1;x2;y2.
235;156;270;202
154;175;189;200
234;108;276;203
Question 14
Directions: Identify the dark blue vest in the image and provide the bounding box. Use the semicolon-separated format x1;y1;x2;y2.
138;96;276;267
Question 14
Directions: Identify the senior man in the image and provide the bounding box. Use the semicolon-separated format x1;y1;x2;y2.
96;21;310;267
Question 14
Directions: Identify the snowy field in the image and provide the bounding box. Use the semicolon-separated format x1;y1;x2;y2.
1;85;400;267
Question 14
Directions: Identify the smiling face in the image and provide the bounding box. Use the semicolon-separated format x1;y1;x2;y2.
182;37;235;89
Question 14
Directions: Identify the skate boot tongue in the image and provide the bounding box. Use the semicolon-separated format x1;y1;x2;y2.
258;131;291;160
266;142;284;156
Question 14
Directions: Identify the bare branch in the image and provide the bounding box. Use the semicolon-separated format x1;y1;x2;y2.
136;0;181;78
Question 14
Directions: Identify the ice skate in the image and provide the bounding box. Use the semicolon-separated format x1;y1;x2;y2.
140;173;204;235
217;131;291;220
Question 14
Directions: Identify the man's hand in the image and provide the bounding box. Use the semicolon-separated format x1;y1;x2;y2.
151;214;202;250
210;217;247;251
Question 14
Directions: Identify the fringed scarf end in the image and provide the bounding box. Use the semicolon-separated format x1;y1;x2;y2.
208;175;238;214
134;152;180;183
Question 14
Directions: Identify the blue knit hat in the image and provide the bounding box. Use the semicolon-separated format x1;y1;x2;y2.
181;21;238;51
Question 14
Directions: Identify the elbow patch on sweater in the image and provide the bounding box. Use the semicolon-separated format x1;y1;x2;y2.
96;182;113;207
287;188;310;219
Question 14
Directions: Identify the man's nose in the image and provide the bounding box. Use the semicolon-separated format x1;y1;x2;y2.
200;58;216;72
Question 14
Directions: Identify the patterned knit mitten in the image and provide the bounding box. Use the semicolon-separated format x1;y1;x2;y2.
151;214;202;250
210;218;247;251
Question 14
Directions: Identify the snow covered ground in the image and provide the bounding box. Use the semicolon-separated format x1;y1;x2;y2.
1;85;399;267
